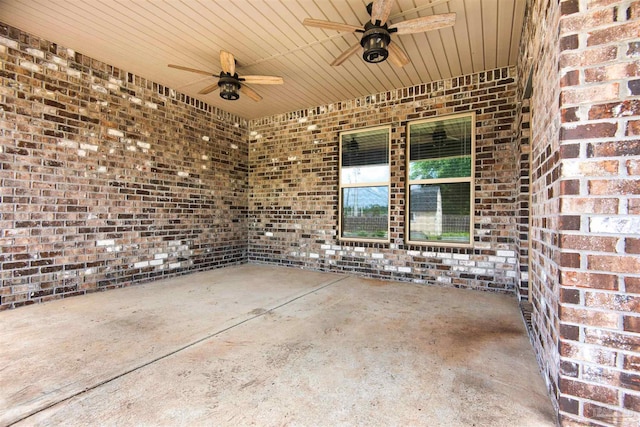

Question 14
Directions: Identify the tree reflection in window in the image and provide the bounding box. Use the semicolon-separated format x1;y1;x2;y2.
407;113;475;246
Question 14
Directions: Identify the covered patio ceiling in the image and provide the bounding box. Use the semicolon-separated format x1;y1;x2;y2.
0;0;526;119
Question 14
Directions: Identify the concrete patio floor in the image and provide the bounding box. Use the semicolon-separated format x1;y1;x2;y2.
0;264;557;426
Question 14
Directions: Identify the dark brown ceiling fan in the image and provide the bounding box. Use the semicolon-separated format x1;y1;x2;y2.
168;50;283;101
303;0;456;67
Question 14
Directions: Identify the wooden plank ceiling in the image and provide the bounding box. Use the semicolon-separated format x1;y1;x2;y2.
0;0;526;120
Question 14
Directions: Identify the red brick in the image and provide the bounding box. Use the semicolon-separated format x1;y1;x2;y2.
561;359;580;377
589;179;640;195
560;305;619;328
562;8;615;33
627;159;640;175
588;140;640;157
560;378;618;404
560;35;580;52
623;354;640;370
588;100;640;119
583;364;621;386
561;271;619;290
561;197;618;214
562;107;580;123
627;238;640;254
559;215;581;230
560;46;618;69
585;62;640;82
584;328;640;352
559;279;584;304
627;120;640;136
623;393;640;411
561;235;618;252
560;322;581;340
561;69;580;88
585;292;640;312
560;179;580;195
561;252;581;267
588;254;640;273
561;0;580;15
560;143;580;159
631;1;640;20
559;396;579;415
561;122;618;140
627;277;640;293
621;372;640;392
561;83;620;105
588;21;640;46
624;316;640;332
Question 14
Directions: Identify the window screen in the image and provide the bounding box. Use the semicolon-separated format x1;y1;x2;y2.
407;113;475;246
339;127;390;241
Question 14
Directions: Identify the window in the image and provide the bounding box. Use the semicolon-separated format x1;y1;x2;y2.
339;126;390;242
406;113;475;246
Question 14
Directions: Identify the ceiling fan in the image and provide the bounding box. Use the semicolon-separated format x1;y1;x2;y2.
168;50;283;101
302;0;456;67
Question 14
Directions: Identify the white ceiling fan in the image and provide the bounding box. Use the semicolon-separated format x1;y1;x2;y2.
302;0;456;67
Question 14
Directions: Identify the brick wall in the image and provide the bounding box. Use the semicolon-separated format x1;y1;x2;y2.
248;69;520;292
0;23;248;310
514;93;531;301
558;0;640;424
519;0;564;416
523;0;640;425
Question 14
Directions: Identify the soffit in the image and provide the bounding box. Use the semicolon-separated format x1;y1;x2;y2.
0;0;526;120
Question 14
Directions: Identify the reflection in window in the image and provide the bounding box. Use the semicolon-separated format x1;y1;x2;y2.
407;113;475;246
339;127;390;241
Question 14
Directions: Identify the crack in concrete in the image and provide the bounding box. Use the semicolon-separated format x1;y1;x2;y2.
9;274;351;426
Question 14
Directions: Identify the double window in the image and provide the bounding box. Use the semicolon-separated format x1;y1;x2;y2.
339;126;390;242
338;113;475;247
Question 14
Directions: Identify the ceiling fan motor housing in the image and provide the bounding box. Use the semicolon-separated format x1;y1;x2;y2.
361;21;391;63
218;72;241;100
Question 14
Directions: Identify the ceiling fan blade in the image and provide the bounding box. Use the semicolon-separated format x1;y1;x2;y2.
198;83;219;95
330;43;361;66
242;75;284;85
388;42;410;67
389;13;456;35
220;50;236;75
240;84;262;102
371;0;393;25
302;18;361;33
168;64;212;76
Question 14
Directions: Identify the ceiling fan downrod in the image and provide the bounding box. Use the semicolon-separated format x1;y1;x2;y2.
361;2;399;64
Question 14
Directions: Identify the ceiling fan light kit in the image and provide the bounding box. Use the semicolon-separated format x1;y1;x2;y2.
360;22;392;63
218;72;240;100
